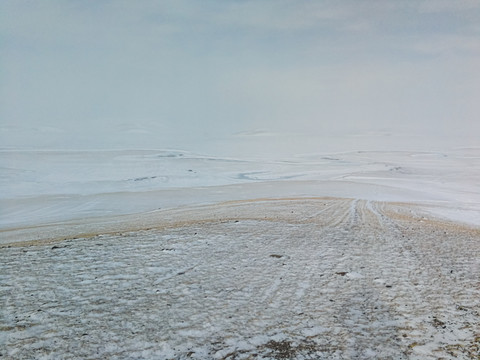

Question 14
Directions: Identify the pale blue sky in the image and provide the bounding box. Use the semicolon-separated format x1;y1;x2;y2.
1;0;479;149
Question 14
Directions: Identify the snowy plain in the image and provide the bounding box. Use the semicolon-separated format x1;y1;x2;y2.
1;132;479;359
1;131;480;231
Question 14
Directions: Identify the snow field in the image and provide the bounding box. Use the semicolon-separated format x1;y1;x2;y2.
1;198;479;359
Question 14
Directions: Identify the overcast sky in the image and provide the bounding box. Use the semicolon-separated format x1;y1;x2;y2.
1;0;479;150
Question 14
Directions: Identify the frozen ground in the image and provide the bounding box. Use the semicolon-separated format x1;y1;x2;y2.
1;145;479;231
0;142;479;359
1;198;479;359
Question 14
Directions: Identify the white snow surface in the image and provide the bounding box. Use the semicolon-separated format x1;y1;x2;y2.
1;199;479;359
1;143;479;359
1;146;479;230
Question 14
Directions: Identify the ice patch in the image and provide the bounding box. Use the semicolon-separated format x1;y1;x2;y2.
346;272;364;279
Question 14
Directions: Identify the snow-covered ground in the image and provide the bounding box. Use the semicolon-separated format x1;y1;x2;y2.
1;199;479;359
1;140;479;359
1;143;479;231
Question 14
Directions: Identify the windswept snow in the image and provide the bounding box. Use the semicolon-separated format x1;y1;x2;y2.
1;146;479;358
1;147;479;229
1;199;479;359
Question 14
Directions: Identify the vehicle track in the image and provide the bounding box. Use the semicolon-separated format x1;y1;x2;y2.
1;198;479;359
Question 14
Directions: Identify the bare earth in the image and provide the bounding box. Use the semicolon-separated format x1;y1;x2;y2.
1;198;479;359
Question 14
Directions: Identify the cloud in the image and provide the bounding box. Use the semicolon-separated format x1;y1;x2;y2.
1;0;479;149
417;0;480;13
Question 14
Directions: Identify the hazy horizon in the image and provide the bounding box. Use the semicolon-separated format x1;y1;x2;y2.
1;1;479;153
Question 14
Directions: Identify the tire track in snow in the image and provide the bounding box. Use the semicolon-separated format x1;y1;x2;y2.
1;198;479;359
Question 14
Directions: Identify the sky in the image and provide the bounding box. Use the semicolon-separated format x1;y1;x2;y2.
1;0;479;151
